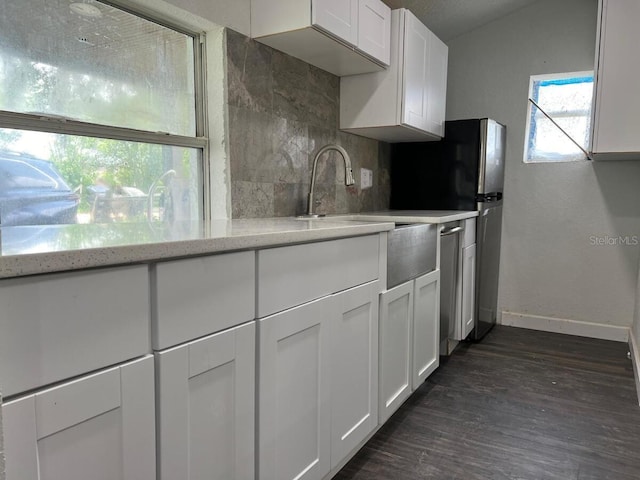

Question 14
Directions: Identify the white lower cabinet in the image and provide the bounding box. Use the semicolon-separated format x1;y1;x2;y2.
259;295;332;480
378;281;413;423
155;322;255;480
3;355;155;480
461;244;477;340
0;265;150;397
412;270;440;389
259;281;379;480
330;282;379;468
379;270;440;422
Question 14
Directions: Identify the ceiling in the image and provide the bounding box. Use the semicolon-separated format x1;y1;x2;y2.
381;0;540;41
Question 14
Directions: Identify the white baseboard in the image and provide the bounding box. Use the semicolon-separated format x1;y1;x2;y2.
500;311;630;342
629;332;640;407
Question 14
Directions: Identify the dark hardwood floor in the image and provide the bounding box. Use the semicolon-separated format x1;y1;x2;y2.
334;326;640;480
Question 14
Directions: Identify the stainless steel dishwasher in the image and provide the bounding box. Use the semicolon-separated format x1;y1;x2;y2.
439;221;464;355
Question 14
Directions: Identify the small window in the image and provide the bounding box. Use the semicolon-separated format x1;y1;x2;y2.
524;72;594;163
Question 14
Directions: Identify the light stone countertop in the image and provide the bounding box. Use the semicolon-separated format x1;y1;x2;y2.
0;218;395;279
329;210;479;224
0;210;478;279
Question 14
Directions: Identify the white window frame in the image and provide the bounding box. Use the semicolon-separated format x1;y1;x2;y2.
0;0;214;223
523;71;594;164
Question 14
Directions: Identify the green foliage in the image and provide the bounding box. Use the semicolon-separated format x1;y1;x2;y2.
50;136;166;212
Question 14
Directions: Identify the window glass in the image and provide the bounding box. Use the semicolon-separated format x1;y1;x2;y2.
524;72;594;163
0;0;205;229
0;0;196;136
0;129;201;225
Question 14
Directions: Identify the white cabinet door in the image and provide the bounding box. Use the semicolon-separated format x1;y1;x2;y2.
401;10;430;132
461;244;477;340
424;30;448;138
357;0;391;65
331;281;379;468
412;270;440;390
156;323;255;480
312;0;358;46
591;0;640;158
259;296;332;480
3;356;155;480
340;9;448;142
378;281;413;423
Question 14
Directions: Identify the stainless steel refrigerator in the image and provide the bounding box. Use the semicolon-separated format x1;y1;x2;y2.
390;118;506;341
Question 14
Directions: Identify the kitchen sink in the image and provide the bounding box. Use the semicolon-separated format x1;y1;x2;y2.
387;223;437;288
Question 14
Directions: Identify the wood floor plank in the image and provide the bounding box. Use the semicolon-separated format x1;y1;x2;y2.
334;326;640;480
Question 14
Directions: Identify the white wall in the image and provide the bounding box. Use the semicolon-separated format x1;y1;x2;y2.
163;0;250;35
446;0;640;339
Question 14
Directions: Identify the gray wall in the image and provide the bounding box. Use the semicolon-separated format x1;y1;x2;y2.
0;393;4;480
635;259;640;346
446;0;640;331
226;30;390;218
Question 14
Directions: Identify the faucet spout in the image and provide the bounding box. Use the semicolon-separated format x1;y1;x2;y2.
306;144;354;216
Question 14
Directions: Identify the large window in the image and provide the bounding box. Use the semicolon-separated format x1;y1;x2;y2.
524;72;594;163
0;0;205;227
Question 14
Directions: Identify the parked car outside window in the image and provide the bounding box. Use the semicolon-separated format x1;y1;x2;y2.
0;151;79;226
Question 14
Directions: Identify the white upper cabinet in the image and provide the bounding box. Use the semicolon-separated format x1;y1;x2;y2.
402;11;430;132
340;9;449;142
591;0;640;160
251;0;391;76
357;0;392;65
312;0;358;46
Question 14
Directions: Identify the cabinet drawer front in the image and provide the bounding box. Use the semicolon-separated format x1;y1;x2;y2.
258;235;379;317
0;265;149;397
153;251;255;350
4;356;156;480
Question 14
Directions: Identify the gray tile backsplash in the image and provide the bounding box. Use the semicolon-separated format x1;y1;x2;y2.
226;29;390;218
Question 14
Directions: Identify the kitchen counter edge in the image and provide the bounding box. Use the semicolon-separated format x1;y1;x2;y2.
0;219;395;279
